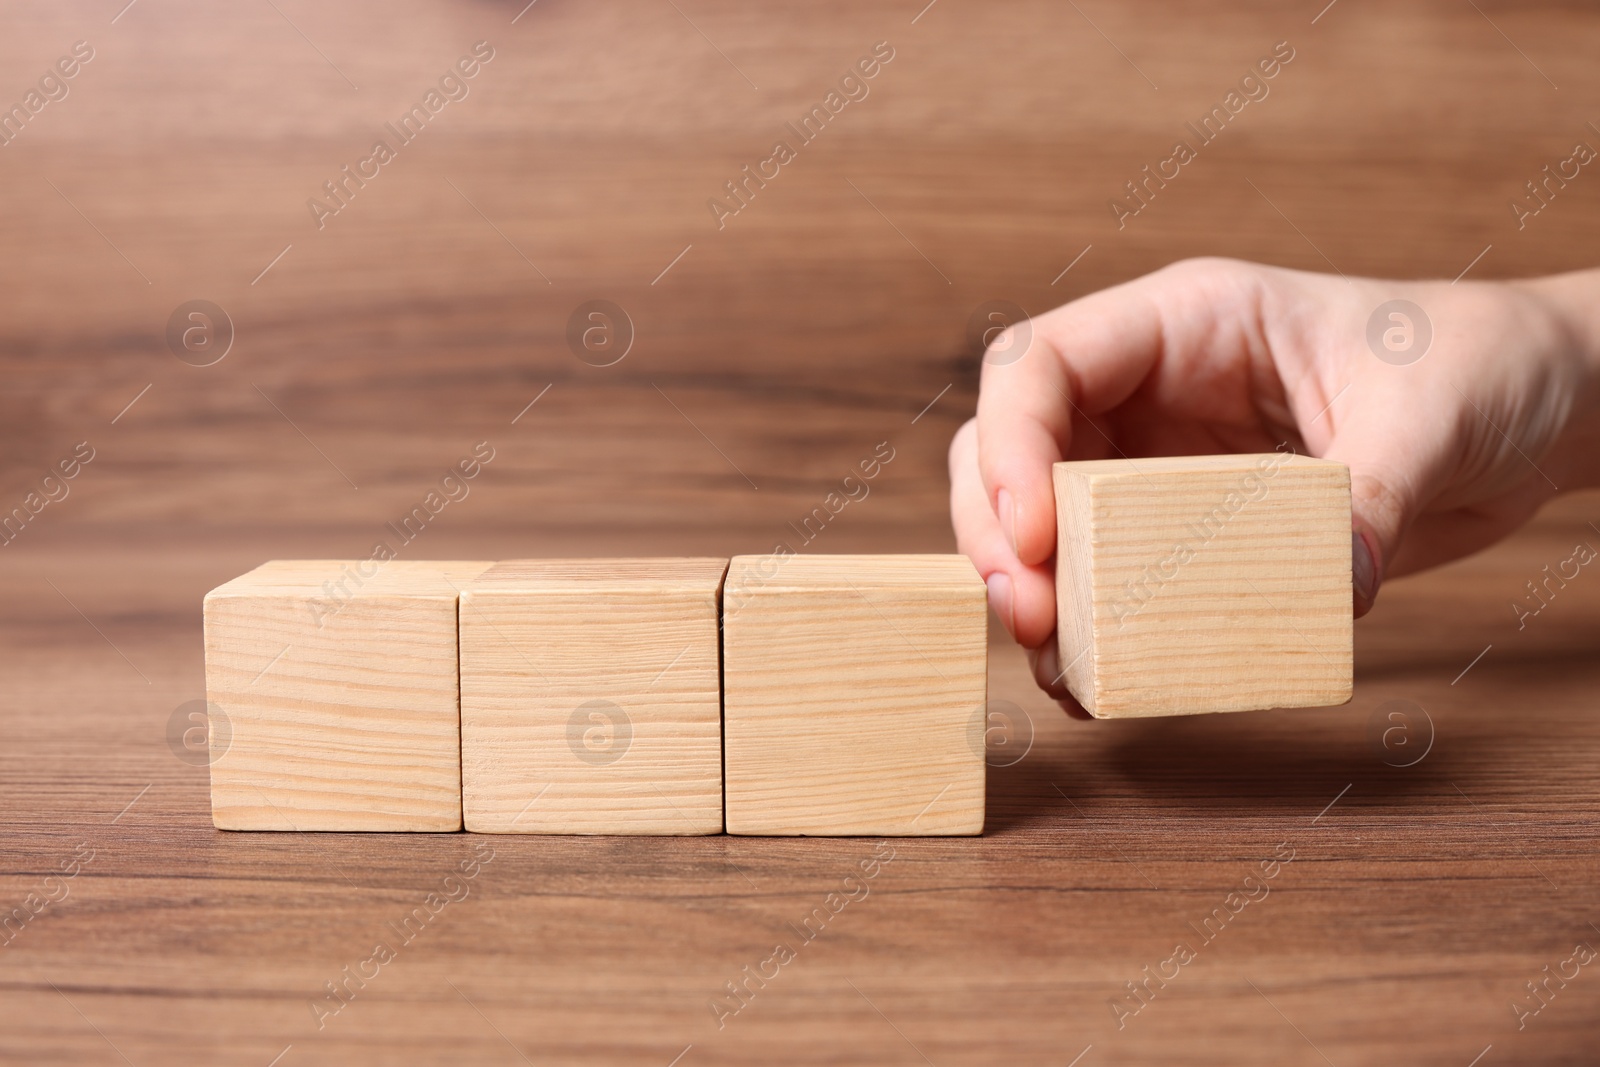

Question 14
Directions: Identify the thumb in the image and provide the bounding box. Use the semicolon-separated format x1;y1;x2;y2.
1319;399;1450;617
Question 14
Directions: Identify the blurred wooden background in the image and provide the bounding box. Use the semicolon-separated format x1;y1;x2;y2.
2;1;1599;1063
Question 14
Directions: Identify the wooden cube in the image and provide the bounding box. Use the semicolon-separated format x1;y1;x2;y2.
204;560;490;831
1053;453;1353;717
458;559;727;835
723;554;987;836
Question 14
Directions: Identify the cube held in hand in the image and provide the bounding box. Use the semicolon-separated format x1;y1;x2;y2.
1053;453;1353;717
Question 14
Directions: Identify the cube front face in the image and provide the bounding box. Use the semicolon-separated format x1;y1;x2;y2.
1054;454;1353;717
458;559;727;835
204;561;488;831
723;554;987;836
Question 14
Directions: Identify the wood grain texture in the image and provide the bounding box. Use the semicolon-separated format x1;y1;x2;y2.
458;558;726;835
1055;454;1353;717
723;554;987;835
204;560;490;831
3;0;1600;1061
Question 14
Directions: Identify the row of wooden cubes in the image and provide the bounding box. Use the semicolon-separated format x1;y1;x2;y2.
204;555;988;836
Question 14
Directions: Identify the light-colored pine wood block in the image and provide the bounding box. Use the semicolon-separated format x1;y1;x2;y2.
723;554;987;836
204;560;490;831
459;559;727;835
1054;453;1353;717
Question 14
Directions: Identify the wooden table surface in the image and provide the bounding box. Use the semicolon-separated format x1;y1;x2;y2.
3;1;1599;1063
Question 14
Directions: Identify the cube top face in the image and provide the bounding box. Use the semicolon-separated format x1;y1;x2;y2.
203;560;491;831
723;553;987;836
206;559;487;600
726;553;985;597
468;557;729;595
1053;453;1353;718
459;558;728;835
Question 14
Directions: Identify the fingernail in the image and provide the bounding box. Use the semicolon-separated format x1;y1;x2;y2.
996;488;1017;555
1352;529;1378;612
1033;641;1064;694
986;571;1015;636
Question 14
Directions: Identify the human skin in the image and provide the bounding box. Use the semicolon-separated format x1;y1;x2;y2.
949;257;1600;712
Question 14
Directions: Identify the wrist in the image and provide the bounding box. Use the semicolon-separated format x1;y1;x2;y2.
1518;269;1600;490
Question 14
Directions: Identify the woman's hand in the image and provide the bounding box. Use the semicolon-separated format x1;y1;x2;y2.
949;257;1600;711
